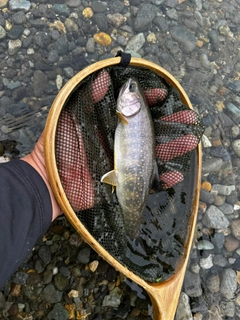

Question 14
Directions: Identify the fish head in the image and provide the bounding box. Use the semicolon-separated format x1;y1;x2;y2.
117;78;142;117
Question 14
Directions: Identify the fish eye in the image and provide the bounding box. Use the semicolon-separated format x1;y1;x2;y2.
129;81;137;92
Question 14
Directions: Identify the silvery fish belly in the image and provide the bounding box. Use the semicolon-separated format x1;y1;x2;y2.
101;78;155;239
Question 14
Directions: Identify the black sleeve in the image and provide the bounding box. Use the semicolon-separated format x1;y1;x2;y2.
0;160;52;289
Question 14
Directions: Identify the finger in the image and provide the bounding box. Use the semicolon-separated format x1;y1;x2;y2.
160;110;198;124
160;171;184;189
144;88;168;106
156;134;198;162
92;70;110;104
56;110;95;212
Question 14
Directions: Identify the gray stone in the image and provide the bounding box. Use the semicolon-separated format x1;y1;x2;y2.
12;11;26;24
134;4;157;32
38;245;51;265
170;25;197;53
211;184;235;196
47;50;59;64
43;284;63;303
66;0;81;7
220;268;237;300
64;18;78;32
218;203;234;215
220;300;235;318
92;1;107;13
200;188;214;204
202;205;229;229
226;102;240;124
102;287;122;308
47;303;69;320
0;292;5;308
8;39;22;55
0;25;6;39
54;273;69;291
63;67;74;78
125;33;145;52
77;247;91;264
86;37;95;53
197;240;214;250
54;35;68;56
211;233;225;249
7;25;24;40
207;274;220;293
184;270;202;297
92;13;109;32
9;0;30;11
202;158;223;174
34;31;51;49
200;254;213;269
52;4;70;17
213;254;227;267
175;292;192;320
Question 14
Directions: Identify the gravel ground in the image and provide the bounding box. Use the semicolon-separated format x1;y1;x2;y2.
1;0;240;319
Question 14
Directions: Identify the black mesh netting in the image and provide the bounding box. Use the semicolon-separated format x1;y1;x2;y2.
55;66;204;282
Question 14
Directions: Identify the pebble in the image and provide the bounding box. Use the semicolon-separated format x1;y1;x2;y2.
211;184;235;196
64;18;78;32
46;303;68;320
170;25;197;53
0;0;8;8
32;70;48;97
202;205;230;229
8;39;22;55
199;254;213;269
207;274;220;293
77;247;91;264
52;4;70;17
0;26;6;39
82;7;93;19
9;0;30;11
107;13;126;28
102;287;122;308
184;270;202;297
125;33;145;52
231;219;240;240
43;284;63;303
175;292;192;320
224;234;240;252
86;37;95;53
213;254;227;267
197;240;214;250
93;32;112;46
133;4;157;32
220;268;237;300
202;158;223;173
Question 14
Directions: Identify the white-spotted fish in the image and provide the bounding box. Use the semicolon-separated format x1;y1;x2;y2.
101;78;155;238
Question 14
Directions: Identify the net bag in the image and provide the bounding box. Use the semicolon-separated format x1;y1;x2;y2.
45;57;204;283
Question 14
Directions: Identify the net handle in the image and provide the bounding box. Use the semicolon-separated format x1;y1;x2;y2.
44;57;202;320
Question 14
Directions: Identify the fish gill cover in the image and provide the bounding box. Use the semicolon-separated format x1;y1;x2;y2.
55;66;204;282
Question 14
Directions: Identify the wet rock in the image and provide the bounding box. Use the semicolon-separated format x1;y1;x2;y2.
54;35;69;55
66;0;81;7
202;205;229;229
77;247;91;264
0;292;5;308
231;219;240;240
125;33;145;52
211;232;225;249
9;0;30;11
64;18;78;32
8;39;21;55
12;86;27;100
54;273;69;291
175;292;192;320
47;49;59;64
224;234;240;252
207;274;220;293
46;302;69;320
38;245;51;265
197;240;214;250
102;287;122;308
184;270;202;297
200;254;213;269
12;11;26;24
170;25;196;53
34;31;51;48
220;268;237;300
86;37;95;53
213;254;227;267
202;158;223;174
92;1;107;13
226;102;240;124
43;284;63;303
52;4;70;17
92;13;109;32
0;25;6;39
200;189;214;204
107;13;125;28
134;4;157;32
109;1;125;13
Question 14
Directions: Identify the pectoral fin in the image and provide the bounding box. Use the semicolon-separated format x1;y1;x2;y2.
101;170;118;192
116;111;128;124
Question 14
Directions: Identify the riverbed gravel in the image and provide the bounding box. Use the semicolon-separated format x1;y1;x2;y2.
1;0;240;319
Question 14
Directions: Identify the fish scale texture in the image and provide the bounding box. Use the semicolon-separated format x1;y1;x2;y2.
55;66;204;282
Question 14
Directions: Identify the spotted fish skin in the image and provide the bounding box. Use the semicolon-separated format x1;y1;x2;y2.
101;78;155;238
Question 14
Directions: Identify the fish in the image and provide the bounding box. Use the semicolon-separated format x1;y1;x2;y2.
101;78;156;238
